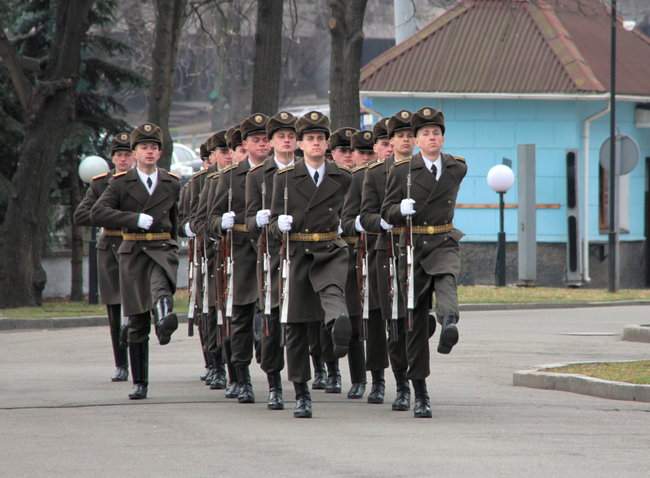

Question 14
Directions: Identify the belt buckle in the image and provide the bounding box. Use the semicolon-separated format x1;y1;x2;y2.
145;232;153;241
427;225;434;234
313;233;320;242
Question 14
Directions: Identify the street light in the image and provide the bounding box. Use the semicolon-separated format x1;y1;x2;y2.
487;164;515;287
78;155;109;304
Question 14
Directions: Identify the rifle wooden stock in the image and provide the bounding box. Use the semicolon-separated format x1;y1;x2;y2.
405;169;415;332
187;237;196;336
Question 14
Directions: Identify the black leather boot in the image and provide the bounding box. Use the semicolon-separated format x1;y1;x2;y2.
367;369;385;404
392;371;410;411
108;305;129;382
203;352;215;386
311;356;327;390
293;382;312;418
210;352;227;390
325;361;342;394
224;362;240;399
266;372;284;410
153;296;178;346
347;382;366;399
412;379;432;418
438;315;459;354
128;340;148;400
237;366;255;404
329;315;352;358
428;313;437;339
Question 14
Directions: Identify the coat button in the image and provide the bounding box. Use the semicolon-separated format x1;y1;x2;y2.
305;228;309;232
142;246;147;250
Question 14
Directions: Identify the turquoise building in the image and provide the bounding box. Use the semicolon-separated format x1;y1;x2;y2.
360;0;650;287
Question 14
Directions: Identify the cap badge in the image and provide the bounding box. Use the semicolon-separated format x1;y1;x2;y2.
363;132;372;140
143;124;152;132
345;129;352;137
310;112;319;121
120;133;128;141
280;112;289;120
423;108;432;116
254;115;263;124
400;111;410;119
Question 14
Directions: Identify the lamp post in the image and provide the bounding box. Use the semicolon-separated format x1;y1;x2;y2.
78;155;109;304
608;0;619;293
487;164;515;287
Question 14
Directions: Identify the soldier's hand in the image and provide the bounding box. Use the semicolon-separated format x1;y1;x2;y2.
184;222;195;238
137;213;154;230
354;215;365;233
256;209;271;228
380;219;393;231
400;198;416;216
221;211;235;230
278;214;293;232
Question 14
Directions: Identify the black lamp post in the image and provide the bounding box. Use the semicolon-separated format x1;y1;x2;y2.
608;0;618;293
487;164;515;287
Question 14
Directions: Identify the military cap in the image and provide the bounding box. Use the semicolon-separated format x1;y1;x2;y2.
111;132;132;154
372;118;390;141
266;111;297;139
351;130;375;152
329;127;358;150
387;110;412;138
295;111;330;140
226;126;242;150
206;130;228;152
240;113;268;140
130;122;163;149
411;107;445;135
199;143;209;161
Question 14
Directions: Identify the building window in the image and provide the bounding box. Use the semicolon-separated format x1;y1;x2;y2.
598;165;630;234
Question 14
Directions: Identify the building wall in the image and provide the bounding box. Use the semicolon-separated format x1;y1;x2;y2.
364;97;650;245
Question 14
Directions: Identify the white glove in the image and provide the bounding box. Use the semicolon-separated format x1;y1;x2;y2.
137;213;153;230
354;215;365;233
380;219;393;231
184;222;195;238
221;211;235;230
256;209;271;228
338;222;343;235
278;214;293;233
400;198;416;216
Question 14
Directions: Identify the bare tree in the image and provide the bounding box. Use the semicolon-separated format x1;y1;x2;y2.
0;0;95;307
328;0;368;130
251;0;283;114
149;0;189;169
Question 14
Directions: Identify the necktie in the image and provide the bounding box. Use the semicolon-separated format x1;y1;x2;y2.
313;170;319;185
146;177;153;190
430;164;438;182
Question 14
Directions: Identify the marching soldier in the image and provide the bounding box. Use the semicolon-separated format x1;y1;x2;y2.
269;111;352;418
91;122;181;400
381;107;467;418
329;127;357;170
360;112;413;411
210;114;272;404
74;132;134;382
245;110;297;410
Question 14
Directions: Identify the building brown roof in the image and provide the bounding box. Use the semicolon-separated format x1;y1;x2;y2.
360;0;650;96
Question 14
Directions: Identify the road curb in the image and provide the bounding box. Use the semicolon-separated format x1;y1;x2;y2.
513;361;650;403
460;300;650;312
622;324;650;343
0;314;190;331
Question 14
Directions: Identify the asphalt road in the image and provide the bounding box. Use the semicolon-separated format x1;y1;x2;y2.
1;306;649;477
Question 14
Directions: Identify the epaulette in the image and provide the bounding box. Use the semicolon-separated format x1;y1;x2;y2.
249;162;264;173
352;164;368;173
112;171;128;178
192;169;207;179
277;165;294;174
221;164;237;174
338;165;352;173
454;155;466;163
92;172;108;181
207;171;220;179
394;157;412;167
368;159;385;170
168;171;180;180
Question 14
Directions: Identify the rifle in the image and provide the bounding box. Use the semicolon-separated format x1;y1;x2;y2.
356;231;369;340
387;229;399;341
405;164;415;332
260;180;272;337
201;235;209;316
224;170;234;337
214;236;225;346
279;177;290;347
186;237;197;336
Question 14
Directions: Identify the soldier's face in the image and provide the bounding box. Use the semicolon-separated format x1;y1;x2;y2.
373;139;393;160
214;148;232;169
390;130;415;156
231;145;247;164
353;150;375;167
416;126;444;157
331;147;354;169
298;133;327;159
243;133;271;162
111;150;134;173
271;129;297;154
133;142;161;166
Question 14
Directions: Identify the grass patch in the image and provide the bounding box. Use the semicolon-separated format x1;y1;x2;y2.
544;361;650;385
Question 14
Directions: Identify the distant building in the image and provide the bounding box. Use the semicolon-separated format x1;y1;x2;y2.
360;0;650;287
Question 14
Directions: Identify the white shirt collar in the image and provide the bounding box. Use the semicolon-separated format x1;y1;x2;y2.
421;153;442;181
274;155;294;171
304;161;325;186
136;167;158;194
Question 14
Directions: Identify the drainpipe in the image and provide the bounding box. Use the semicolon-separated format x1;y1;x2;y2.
582;103;610;283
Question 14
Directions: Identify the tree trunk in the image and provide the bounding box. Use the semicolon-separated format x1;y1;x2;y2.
149;0;188;170
0;0;95;308
328;0;367;130
251;0;284;115
69;155;83;301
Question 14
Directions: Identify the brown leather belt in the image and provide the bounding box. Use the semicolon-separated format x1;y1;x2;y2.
102;229;122;237
289;231;338;242
342;236;358;246
232;224;248;233
411;223;453;235
122;232;172;241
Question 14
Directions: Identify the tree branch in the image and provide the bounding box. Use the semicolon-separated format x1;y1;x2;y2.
0;29;33;112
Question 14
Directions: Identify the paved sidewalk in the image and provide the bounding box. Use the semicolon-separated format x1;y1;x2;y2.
1;306;649;477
